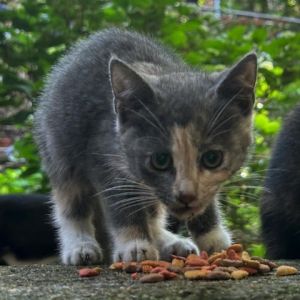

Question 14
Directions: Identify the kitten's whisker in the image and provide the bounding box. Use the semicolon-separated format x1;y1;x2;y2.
111;197;158;209
105;191;156;202
90;153;123;157
135;97;167;135
125;201;158;218
126;108;168;138
94;185;149;197
208;113;241;139
111;198;158;216
206;88;243;135
208;128;234;140
114;177;154;191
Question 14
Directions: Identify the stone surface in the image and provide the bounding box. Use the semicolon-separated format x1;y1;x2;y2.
0;261;300;300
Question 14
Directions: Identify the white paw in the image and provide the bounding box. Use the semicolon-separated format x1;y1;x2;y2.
62;239;103;265
156;230;199;261
113;239;159;262
194;225;232;254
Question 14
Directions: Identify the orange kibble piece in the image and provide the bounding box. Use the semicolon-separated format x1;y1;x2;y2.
172;258;185;268
227;249;240;260
109;262;124;270
227;244;243;253
159;270;178;280
142;265;153;273
78;268;100;277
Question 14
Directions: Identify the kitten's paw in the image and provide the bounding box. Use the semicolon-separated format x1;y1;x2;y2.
157;231;199;260
62;240;103;265
113;239;159;262
194;225;231;254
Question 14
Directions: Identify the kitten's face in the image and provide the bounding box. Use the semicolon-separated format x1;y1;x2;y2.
110;54;257;220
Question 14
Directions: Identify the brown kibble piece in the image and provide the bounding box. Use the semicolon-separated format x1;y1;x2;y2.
140;273;165;283
276;265;298;276
184;270;210;280
207;270;231;280
214;266;237;273
151;267;165;273
218;259;243;268
159;270;178;280
242;259;260;269
167;265;183;274
208;251;226;264
251;257;278;270
259;264;271;273
172;258;185;268
231;270;249;280
240;267;258;275
182;266;204;273
123;262;138;273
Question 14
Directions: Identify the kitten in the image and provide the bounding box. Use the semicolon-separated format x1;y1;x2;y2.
261;104;300;259
34;28;257;265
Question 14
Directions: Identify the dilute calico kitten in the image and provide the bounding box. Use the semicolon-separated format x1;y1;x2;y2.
261;104;300;259
34;28;257;265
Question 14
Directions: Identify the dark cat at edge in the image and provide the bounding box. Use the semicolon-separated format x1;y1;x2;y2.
34;28;257;265
0;194;57;265
261;104;300;259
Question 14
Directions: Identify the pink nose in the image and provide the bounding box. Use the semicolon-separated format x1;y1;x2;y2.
177;192;196;205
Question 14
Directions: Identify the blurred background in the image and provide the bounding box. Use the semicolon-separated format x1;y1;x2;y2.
0;0;300;257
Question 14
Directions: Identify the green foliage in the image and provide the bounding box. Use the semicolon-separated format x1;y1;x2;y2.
1;0;300;253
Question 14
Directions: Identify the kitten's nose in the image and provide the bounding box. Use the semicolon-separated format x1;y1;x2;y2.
177;192;196;205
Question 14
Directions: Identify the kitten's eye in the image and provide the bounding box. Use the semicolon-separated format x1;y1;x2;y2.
150;153;172;171
201;150;223;169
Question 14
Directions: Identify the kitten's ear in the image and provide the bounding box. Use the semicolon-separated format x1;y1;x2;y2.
216;53;257;116
109;57;154;114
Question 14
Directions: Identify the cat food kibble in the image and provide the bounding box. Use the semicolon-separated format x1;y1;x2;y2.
78;267;102;277
79;244;298;283
231;270;249;280
276;265;298;276
139;273;165;283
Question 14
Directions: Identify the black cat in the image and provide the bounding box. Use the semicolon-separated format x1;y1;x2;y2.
0;194;57;264
261;104;300;259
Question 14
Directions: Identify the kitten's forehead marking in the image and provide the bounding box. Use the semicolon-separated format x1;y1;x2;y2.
171;125;198;194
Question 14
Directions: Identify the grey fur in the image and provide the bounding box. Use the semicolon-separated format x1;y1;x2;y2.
34;28;257;264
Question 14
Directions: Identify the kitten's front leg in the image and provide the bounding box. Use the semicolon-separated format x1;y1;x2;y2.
187;200;231;253
108;200;159;262
155;228;199;260
112;226;159;262
53;187;103;265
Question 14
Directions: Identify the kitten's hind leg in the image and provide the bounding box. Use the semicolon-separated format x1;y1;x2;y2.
53;184;102;265
187;200;231;253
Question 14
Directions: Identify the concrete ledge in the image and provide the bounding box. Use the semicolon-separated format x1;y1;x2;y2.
1;262;300;300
